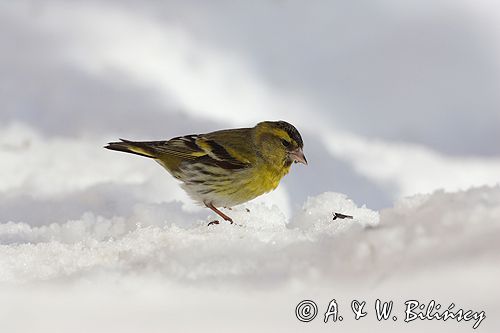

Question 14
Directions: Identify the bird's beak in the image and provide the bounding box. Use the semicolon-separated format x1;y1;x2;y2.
289;147;308;165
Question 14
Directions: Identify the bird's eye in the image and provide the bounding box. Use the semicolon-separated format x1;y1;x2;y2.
281;139;291;148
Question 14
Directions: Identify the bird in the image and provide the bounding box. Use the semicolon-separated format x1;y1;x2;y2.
105;120;307;224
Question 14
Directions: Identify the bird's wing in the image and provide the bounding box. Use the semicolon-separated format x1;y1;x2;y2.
155;130;255;170
154;135;208;160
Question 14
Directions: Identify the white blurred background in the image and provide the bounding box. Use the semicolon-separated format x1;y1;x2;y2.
1;1;499;332
2;0;500;215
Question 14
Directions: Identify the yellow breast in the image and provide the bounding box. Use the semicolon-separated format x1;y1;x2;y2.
233;163;291;203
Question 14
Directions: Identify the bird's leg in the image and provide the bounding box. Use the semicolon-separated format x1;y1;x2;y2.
205;202;234;224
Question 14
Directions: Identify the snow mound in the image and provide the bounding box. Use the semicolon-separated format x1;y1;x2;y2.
0;192;378;284
291;192;379;232
2;186;498;287
0;186;499;333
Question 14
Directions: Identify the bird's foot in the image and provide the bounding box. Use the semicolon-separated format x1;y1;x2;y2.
206;203;234;223
207;219;234;226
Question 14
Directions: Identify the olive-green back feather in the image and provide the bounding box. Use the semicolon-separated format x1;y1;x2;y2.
105;128;256;172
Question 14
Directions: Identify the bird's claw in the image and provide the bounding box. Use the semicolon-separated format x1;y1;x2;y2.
207;219;234;226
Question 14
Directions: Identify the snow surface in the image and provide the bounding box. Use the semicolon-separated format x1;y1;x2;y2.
1;186;499;332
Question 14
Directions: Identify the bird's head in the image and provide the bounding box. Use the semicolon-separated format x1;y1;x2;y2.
253;120;307;167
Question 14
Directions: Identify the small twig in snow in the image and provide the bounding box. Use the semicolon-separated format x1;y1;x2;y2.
332;212;353;220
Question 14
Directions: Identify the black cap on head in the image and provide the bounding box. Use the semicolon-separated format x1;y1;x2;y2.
275;121;304;148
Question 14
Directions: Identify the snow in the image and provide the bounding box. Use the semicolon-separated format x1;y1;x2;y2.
1;186;499;332
0;193;379;283
323;131;500;197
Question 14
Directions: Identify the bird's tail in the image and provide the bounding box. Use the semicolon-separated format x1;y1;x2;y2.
104;139;159;158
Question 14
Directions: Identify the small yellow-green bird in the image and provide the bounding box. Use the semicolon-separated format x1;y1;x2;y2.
105;121;307;224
